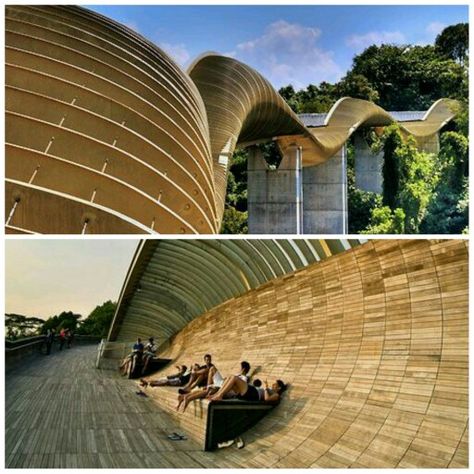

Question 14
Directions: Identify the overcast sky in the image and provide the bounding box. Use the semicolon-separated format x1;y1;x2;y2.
5;239;139;320
89;4;468;90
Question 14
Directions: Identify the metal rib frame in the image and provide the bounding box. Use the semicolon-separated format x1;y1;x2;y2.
108;239;364;345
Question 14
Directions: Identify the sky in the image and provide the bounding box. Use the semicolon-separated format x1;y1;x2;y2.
5;239;139;320
88;4;468;90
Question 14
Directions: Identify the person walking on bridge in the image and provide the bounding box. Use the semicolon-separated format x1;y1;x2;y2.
45;329;55;355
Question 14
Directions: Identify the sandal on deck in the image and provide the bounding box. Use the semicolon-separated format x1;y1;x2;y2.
217;439;235;449
167;432;187;441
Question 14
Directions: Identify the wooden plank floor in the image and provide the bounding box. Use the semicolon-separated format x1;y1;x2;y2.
5;345;220;468
5;240;469;469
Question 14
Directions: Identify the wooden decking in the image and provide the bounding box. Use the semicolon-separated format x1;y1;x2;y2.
5;345;223;468
5;240;469;469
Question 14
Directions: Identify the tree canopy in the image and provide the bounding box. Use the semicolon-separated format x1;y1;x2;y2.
222;22;468;235
75;300;117;338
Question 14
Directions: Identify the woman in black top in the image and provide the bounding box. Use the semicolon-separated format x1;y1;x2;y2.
208;376;286;403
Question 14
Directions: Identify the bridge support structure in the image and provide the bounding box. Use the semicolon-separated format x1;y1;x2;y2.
247;145;347;234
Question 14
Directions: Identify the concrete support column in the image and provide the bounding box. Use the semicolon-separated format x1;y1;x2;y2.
302;145;348;234
415;133;440;154
353;132;383;193
247;145;302;234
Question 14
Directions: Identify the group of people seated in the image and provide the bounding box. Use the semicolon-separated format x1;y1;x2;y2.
139;353;287;412
119;336;158;376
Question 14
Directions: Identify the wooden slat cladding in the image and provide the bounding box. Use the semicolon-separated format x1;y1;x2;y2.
143;239;468;468
5;5;217;234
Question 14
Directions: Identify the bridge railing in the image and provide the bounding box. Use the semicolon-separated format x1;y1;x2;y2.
5;334;102;370
96;340;131;370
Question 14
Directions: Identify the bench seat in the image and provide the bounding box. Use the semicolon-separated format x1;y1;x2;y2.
141;385;276;450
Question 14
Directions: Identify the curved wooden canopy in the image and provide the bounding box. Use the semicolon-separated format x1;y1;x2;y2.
5;6;458;234
5;5;217;234
108;238;364;343
108;239;468;468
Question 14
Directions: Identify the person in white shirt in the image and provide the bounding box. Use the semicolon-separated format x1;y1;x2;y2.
177;361;251;412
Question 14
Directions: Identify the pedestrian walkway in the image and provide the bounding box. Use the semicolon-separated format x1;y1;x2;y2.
5;345;220;468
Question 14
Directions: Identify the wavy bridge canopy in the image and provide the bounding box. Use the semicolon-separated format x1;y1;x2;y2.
108;238;364;344
5;5;458;234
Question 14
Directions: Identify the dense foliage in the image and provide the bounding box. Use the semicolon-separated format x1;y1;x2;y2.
5;314;44;340
5;301;117;340
75;300;117;338
222;23;468;234
41;311;81;333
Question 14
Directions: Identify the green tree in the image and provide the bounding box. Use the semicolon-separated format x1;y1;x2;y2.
420;131;469;233
362;206;405;234
395;138;439;233
335;72;379;102
381;125;403;209
5;314;44;340
297;82;337;113
41;311;81;333
220;206;248;234
278;85;300;112
76;300;117;338
435;23;469;64
351;44;466;110
437;131;468;191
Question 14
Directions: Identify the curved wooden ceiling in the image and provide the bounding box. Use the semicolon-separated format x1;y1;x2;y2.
150;239;468;468
108;239;364;343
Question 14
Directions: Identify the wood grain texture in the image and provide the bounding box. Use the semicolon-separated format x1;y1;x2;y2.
5;5;217;234
109;239;362;345
144;239;468;468
5;240;468;468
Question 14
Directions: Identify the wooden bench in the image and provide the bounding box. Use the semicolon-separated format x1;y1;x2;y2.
141;385;276;450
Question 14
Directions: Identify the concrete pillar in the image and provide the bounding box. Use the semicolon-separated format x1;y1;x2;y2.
415;133;440;154
247;145;302;234
353;132;383;193
302;145;348;234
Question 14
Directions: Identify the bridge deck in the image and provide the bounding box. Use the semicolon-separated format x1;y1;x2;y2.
5;345;227;468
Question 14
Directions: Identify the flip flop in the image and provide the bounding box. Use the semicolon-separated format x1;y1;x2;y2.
217;439;235;449
136;390;148;397
167;432;187;440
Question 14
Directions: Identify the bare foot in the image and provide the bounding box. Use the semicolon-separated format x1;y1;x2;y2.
139;378;149;388
209;395;223;402
176;395;184;411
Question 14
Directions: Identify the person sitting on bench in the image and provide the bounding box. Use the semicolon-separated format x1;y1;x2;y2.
141;337;158;375
119;337;144;375
209;376;287;403
177;361;251;412
178;354;215;394
140;364;196;388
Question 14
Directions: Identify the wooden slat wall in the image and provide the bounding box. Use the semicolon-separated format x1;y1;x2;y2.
149;239;468;468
